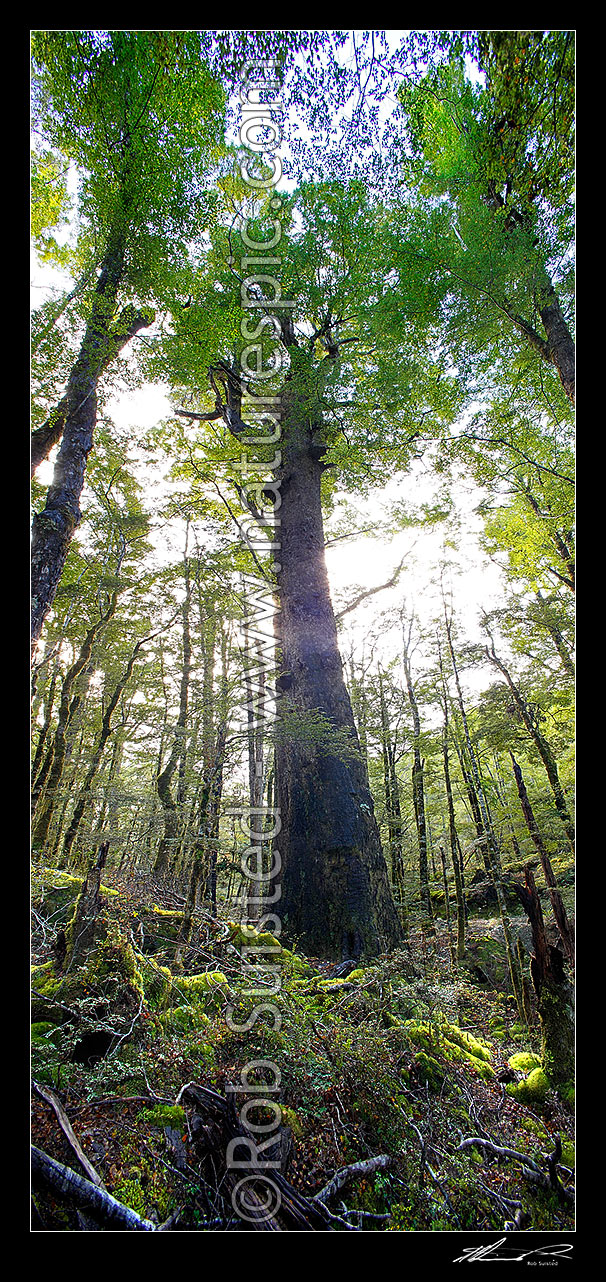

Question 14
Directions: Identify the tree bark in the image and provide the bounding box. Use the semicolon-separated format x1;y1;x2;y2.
272;355;402;959
31;217;153;648
514;866;574;1087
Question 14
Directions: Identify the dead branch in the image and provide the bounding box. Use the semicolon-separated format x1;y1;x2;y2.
314;1153;392;1205
32;1082;104;1187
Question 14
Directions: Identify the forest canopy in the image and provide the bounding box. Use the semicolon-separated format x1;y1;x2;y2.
30;29;575;1238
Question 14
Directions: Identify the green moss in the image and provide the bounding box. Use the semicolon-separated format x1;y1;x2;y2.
561;1141;575;1168
170;971;229;1013
162;1004;211;1033
280;1106;304;1138
227;922;282;952
508;1051;542;1074
441;1023;492;1064
31;1021;61;1047
137;906;185;953
137;1103;186;1129
413;1051;444;1091
138;956;172;1010
506;1066;550;1106
559;1080;575;1108
281;948;312;978
112;1177;147;1217
31;961;59;996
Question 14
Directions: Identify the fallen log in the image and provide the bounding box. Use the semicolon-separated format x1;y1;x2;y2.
31;1147;156;1231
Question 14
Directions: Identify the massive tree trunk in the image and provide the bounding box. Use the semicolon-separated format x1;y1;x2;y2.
271;359;402;959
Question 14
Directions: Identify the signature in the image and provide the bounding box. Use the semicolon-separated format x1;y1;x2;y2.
453;1237;573;1263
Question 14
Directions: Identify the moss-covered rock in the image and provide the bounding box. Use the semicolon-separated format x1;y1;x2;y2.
508;1051;542;1075
506;1066;551;1106
226;921;282;952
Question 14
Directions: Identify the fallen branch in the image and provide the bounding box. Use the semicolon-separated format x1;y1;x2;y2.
455;1135;574;1206
314;1154;392;1206
32;1082;104;1187
31;1147;156;1231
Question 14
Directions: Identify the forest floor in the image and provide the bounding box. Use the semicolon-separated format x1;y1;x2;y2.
30;861;575;1233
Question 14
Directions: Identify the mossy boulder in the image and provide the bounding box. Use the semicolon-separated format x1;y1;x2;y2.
508;1051;542;1075
226;922;282;953
506;1066;551;1107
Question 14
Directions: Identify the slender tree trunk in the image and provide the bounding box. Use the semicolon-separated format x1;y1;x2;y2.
401;621;432;917
154;544;192;878
378;672;405;901
510;751;574;970
30;214;154;646
61;639;144;864
445;611;525;1016
32;596;119;847
437;641;466;959
31;669;58;798
485;637;575;851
